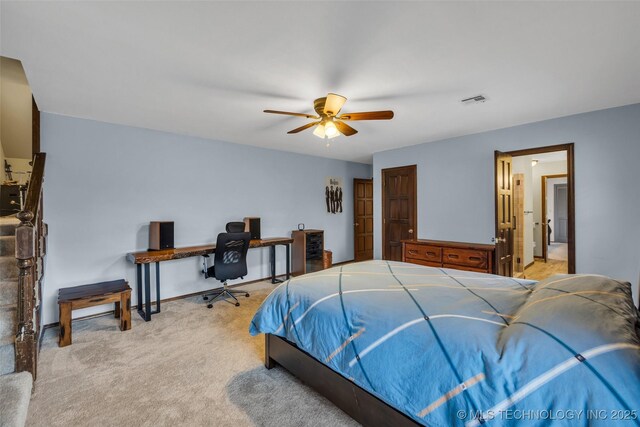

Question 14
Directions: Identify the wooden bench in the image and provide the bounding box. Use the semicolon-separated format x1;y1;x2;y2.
57;279;131;347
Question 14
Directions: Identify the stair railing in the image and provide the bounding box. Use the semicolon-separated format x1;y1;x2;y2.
15;152;46;379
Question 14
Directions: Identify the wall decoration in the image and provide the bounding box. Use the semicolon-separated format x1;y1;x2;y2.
325;176;343;214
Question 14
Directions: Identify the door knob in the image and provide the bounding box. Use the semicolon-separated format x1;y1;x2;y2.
494;237;506;243
408;229;414;234
354;223;359;226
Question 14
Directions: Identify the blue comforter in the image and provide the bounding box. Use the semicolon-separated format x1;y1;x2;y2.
250;261;640;426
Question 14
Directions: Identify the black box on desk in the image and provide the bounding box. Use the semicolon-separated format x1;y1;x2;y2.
149;221;174;250
244;217;261;240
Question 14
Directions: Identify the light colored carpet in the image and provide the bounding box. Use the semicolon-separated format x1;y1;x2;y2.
27;281;358;427
0;371;32;427
0;216;19;375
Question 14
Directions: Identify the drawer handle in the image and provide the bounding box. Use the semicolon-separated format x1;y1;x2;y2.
447;254;459;259
469;256;482;262
408;250;417;255
426;251;437;257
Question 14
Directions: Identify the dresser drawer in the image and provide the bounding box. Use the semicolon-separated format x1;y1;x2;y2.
442;248;488;270
406;258;442;268
404;244;442;263
443;263;489;273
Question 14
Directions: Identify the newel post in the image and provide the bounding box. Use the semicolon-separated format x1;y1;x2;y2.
15;209;37;378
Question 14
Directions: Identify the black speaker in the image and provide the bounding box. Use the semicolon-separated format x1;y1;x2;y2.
149;221;174;250
243;217;261;240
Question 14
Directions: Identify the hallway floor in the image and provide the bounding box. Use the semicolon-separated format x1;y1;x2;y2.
524;258;568;281
548;242;568;260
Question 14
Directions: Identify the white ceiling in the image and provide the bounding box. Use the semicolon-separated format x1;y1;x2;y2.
532;151;566;164
1;1;639;164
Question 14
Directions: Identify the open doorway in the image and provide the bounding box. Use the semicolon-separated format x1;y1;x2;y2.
1;57;36;216
495;144;574;281
542;173;568;265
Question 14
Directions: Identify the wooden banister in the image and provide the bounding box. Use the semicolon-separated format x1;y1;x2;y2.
15;152;46;378
21;153;45;222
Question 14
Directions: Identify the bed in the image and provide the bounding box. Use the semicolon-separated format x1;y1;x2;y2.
250;260;640;426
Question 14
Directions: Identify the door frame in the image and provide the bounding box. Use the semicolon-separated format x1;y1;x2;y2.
541;173;568;261
353;178;373;261
381;165;417;260
499;143;575;273
512;173;525;273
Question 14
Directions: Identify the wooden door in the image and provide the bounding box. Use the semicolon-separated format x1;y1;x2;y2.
354;178;374;261
382;165;417;261
494;151;514;276
513;173;525;274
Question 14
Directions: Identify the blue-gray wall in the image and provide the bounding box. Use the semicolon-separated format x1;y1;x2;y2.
41;113;371;324
373;103;640;303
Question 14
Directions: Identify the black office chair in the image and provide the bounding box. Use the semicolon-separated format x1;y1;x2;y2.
225;221;245;233
201;231;251;308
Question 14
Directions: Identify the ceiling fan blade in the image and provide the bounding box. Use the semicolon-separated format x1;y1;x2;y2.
323;93;347;116
264;110;319;119
334;120;358;137
337;110;394;121
287;121;321;134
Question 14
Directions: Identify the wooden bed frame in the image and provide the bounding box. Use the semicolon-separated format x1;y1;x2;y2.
265;333;421;427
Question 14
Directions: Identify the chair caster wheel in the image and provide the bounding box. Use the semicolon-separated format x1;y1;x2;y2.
235;302;240;307
203;296;209;300
245;293;250;297
207;304;213;309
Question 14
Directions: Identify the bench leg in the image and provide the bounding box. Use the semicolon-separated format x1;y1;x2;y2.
120;290;131;331
59;302;72;347
114;301;120;318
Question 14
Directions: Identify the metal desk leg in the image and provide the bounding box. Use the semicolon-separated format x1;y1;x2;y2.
136;264;142;312
137;262;161;321
286;243;290;280
155;262;161;313
144;263;151;321
271;244;290;284
270;245;277;284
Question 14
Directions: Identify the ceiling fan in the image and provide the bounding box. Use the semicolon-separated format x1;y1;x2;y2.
264;93;394;139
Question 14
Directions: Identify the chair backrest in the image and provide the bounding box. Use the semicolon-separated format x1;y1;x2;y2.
214;232;251;281
226;221;246;233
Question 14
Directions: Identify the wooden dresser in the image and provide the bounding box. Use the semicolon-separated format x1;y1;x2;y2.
402;239;496;274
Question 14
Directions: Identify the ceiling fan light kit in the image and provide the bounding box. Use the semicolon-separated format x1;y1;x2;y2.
313;122;338;139
264;93;394;140
313;124;325;138
324;120;339;138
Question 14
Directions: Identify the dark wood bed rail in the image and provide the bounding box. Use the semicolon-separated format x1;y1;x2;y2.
15;152;47;378
265;334;420;427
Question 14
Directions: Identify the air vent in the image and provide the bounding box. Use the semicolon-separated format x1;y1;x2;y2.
461;95;487;105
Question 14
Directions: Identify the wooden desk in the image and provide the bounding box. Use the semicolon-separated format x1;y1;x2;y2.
127;237;293;321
